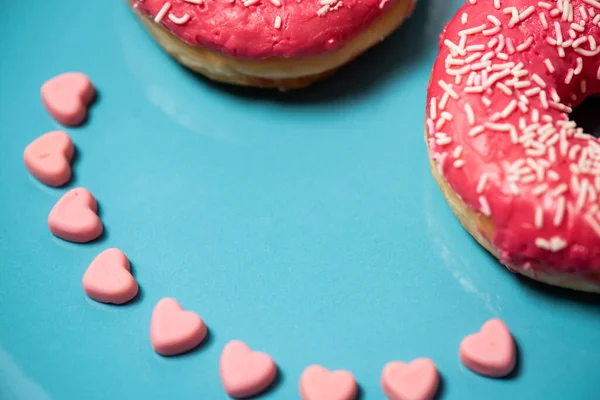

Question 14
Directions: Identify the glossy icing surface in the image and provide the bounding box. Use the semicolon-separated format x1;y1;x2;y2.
427;0;600;276
131;0;403;59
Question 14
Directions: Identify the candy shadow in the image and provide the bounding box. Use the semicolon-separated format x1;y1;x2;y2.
174;328;215;360
241;367;286;399
433;373;446;400
180;0;437;103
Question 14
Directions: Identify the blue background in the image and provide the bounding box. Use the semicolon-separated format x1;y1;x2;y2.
1;0;600;399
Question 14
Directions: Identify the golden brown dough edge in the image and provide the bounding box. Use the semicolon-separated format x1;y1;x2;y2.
425;123;600;293
131;0;414;90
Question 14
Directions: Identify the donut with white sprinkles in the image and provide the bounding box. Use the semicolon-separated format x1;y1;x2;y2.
426;0;600;292
130;0;416;89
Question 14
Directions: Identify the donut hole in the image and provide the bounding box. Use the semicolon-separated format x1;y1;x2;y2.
570;96;600;139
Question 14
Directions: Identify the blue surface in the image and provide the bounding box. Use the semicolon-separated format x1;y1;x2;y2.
1;1;600;399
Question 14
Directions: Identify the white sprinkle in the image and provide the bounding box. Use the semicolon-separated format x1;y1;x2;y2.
497;82;512;95
573;57;583;75
487;37;499;48
154;2;171;23
532;183;549;196
539;12;549;29
469;126;485;136
476;173;488;194
497;52;509;60
461;13;468;24
444;39;466;56
168;12;190;24
183;0;203;3
481;96;492;107
565;69;574;84
243;0;260;6
573;36;588;48
488;15;502;26
454;159;465;168
483;26;501;36
554;196;566;226
465;104;475;125
479;196;491;216
429;98;437;120
538;2;552;9
525;87;541;96
532;74;547;88
540;90;549;109
459;24;487;36
584;0;600;10
453;145;463;158
270;0;282;6
506;37;516;54
439;92;449;110
500;99;518;118
494;0;501;9
466;44;486;51
517;37;534;51
274;15;282;28
465;52;483;63
438;81;459;99
519;5;536;22
551;183;568;197
535;206;544;228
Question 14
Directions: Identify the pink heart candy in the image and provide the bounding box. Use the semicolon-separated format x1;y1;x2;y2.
41;72;95;126
48;188;103;243
219;340;277;399
24;131;74;187
299;365;357;400
381;358;439;400
459;318;516;378
150;298;207;356
82;248;138;304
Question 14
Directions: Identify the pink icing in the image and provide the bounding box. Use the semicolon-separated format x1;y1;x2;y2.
130;0;404;59
41;72;95;127
459;318;516;378
48;188;103;243
219;340;278;399
82;248;139;305
426;0;600;278
299;365;357;400
150;297;207;356
381;358;439;400
24;131;74;187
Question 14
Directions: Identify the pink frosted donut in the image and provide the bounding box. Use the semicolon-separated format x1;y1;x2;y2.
129;0;415;89
426;0;600;292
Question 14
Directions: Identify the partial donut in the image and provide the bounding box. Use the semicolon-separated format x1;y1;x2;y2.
129;0;416;90
426;0;600;292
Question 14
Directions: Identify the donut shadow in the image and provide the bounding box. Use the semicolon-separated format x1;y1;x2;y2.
570;95;600;137
179;0;441;103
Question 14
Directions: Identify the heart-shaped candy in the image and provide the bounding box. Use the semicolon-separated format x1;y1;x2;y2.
24;131;74;187
82;248;138;304
299;365;357;400
41;72;95;126
150;298;207;356
220;340;277;399
48;188;103;243
381;358;439;400
459;318;516;378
